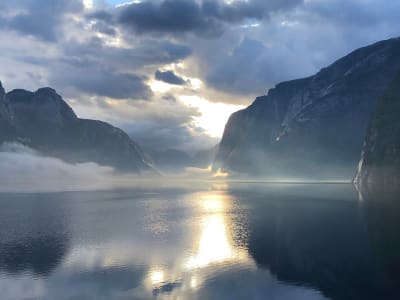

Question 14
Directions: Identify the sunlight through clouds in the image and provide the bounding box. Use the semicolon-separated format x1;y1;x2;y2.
83;0;93;9
180;95;245;138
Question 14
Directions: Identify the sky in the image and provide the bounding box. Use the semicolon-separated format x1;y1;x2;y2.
0;0;399;153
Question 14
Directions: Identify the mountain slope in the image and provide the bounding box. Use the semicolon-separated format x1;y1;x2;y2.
355;72;400;185
214;37;400;180
0;82;15;142
1;83;155;173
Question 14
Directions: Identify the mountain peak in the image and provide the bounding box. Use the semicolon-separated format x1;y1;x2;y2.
36;87;58;95
2;84;156;173
0;81;4;96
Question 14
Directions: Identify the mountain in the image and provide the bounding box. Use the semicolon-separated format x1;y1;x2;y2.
214;37;400;180
0;82;155;173
147;145;218;172
148;148;193;171
355;72;400;185
0;82;15;142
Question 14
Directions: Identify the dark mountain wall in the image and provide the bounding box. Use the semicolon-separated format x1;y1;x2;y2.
355;72;400;185
0;82;15;142
214;37;400;180
0;82;155;173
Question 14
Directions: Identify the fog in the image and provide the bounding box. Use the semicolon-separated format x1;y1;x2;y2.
0;143;226;193
0;143;122;192
0;142;356;194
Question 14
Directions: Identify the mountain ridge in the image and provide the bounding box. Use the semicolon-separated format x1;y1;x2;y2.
214;37;400;180
0;82;156;173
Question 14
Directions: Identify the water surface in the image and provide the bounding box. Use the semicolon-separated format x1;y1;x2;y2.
0;183;399;299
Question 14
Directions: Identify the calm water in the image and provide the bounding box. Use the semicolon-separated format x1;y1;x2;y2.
0;183;399;300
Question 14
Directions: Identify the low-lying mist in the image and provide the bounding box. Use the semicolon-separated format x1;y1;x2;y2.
0;143;121;192
0;143;227;193
0;142;353;193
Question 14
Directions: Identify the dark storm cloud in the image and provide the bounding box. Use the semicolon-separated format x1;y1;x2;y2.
117;0;222;37
91;0;303;38
0;0;83;42
155;70;186;85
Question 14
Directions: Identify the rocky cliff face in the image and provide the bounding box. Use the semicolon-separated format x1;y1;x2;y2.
1;83;155;173
0;82;15;142
355;72;400;185
214;37;400;180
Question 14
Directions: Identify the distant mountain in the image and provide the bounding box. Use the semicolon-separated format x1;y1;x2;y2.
149;148;193;171
0;82;155;173
148;145;218;172
214;37;400;180
192;144;219;167
355;72;400;185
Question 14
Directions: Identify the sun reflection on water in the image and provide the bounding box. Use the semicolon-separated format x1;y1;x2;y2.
143;191;254;295
185;215;235;269
184;192;251;271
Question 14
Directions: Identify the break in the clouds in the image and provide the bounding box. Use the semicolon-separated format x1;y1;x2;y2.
1;0;400;152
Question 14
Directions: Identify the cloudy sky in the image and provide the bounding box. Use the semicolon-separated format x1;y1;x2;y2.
0;0;399;153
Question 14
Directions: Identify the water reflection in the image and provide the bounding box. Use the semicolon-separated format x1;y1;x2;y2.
184;192;249;271
0;185;399;299
0;193;70;276
141;190;255;297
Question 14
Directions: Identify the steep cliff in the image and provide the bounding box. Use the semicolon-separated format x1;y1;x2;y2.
1;84;155;173
0;82;15;142
214;37;400;180
355;72;400;185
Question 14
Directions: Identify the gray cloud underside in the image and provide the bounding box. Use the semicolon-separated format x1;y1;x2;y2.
16;37;191;99
90;0;303;38
0;0;83;41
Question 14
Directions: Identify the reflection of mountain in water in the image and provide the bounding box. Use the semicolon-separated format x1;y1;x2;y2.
0;193;70;276
361;185;400;290
232;185;399;300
